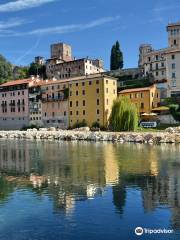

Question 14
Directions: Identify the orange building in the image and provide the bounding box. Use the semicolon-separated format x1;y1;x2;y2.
118;85;160;114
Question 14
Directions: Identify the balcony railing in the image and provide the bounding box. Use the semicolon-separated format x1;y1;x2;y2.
42;96;67;102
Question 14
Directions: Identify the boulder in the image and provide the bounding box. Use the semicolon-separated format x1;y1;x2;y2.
73;127;90;132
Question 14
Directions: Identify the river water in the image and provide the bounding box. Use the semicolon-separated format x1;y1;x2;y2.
0;140;179;240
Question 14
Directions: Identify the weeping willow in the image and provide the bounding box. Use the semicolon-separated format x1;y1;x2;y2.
109;96;139;131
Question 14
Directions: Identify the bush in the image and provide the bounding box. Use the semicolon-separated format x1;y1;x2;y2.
169;104;180;121
72;120;87;129
91;121;100;128
109;96;139;131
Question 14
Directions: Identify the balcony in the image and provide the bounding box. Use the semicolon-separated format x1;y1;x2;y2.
42;96;67;102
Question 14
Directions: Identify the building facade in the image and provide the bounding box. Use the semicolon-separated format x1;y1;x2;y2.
0;74;117;130
68;74;117;128
41;74;117;128
46;43;104;80
139;21;180;97
118;85;160;114
41;80;69;129
0;79;30;130
29;80;43;127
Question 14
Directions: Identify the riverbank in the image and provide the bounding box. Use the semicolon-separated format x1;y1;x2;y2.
0;127;180;144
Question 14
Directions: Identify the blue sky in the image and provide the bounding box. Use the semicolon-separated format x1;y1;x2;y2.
0;0;180;70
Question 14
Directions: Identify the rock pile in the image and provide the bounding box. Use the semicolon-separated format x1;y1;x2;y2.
0;127;179;144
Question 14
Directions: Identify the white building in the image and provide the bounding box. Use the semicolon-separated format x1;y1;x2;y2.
139;21;180;97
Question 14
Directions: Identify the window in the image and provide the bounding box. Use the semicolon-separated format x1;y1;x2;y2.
172;63;176;69
97;99;99;105
76;101;78;107
64;111;66;116
83;110;85;115
141;93;143;98
82;90;85;95
70;111;72;115
52;86;54;90
172;81;176;87
172;54;175;60
106;80;108;84
113;89;116;94
70;91;72;96
96;88;99;94
141;103;144;109
106;99;109;105
106;88;108;93
97;109;100;115
45;112;47;117
172;72;176;79
161;62;164;67
70;101;72;107
174;39;177;45
18;91;20;95
155;55;158;61
76;91;78;96
96;80;99;84
89;81;92;85
83;100;86;106
76;83;78;87
52;112;55;117
156;71;159;76
76;111;79;115
162;71;164;75
82;82;85;86
156;63;158;70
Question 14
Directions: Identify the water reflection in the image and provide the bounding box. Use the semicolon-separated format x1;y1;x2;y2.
0;140;179;238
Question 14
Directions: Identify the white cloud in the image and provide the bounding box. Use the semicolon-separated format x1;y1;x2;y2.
0;18;26;30
0;16;120;37
28;16;120;35
0;0;57;12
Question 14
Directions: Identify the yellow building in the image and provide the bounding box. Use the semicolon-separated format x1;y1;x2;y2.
40;74;117;128
68;74;117;127
118;85;160;114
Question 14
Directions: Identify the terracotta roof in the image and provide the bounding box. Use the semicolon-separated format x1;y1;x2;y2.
119;86;155;94
40;73;116;87
0;78;46;88
0;78;33;87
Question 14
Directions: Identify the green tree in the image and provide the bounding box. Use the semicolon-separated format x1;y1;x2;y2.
109;96;139;131
13;66;29;80
28;62;46;79
0;54;13;83
110;41;123;70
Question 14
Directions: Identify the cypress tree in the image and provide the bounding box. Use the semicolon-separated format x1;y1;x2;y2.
110;41;123;70
110;45;116;70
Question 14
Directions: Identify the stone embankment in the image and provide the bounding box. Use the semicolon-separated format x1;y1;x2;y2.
0;126;180;144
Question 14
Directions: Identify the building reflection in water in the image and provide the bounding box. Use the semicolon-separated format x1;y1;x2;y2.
0;140;179;229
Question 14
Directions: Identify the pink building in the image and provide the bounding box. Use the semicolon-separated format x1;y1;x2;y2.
0;79;31;130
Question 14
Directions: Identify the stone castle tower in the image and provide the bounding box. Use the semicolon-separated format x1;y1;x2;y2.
50;43;73;62
167;22;180;48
